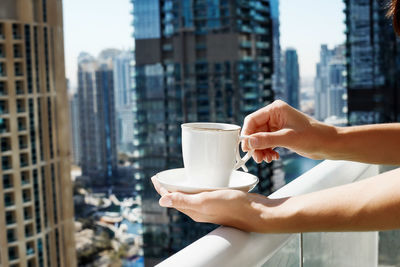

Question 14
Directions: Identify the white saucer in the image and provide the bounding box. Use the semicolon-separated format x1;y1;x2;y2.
155;168;259;194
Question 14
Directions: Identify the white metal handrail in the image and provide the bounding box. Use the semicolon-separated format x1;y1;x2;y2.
157;160;379;267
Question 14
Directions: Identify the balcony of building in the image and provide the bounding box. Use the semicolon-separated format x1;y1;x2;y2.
157;160;399;267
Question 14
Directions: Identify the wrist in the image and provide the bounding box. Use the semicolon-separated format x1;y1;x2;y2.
307;121;340;160
255;196;299;233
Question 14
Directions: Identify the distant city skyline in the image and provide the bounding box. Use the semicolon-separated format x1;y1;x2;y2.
63;0;345;89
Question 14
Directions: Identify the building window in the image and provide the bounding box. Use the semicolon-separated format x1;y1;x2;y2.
19;135;28;150
42;0;47;22
34;26;40;93
7;228;17;243
28;258;36;267
33;169;42;233
1;137;11;152
12;24;22;40
51;164;58;224
48;97;54;158
22;188;31;203
21;170;30;185
15;80;24;95
41;167;48;228
0;43;5;58
55;229;61;267
6;211;16;225
0;100;8;115
2;155;12;170
24;24;33;93
8;246;19;261
24;206;32;220
0;23;4;39
0;117;9;133
17;99;26;113
24;223;34;237
2;174;13;189
44;28;50;92
0;81;7;95
13;44;23;58
26;241;35;256
45;234;51;267
14;62;23;76
20;153;29;167
0;62;6;77
37;238;44;266
37;98;44;160
29;99;36;163
4;192;15;207
18;117;27;131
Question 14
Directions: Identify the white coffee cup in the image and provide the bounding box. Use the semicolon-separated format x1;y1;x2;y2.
181;122;254;187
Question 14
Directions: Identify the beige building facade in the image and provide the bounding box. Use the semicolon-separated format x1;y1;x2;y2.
0;0;76;266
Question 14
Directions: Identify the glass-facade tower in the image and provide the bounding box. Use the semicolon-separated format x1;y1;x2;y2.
78;51;118;187
344;0;400;124
132;0;275;264
284;48;300;110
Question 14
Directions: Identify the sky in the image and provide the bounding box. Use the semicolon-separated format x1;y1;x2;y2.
63;0;133;89
63;0;345;89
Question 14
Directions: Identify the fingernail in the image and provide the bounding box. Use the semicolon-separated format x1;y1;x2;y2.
160;196;173;207
248;137;258;150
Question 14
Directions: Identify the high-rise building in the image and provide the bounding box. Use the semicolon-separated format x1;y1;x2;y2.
77;50;118;187
0;1;76;266
314;44;347;122
284;48;300;109
344;0;400;125
113;50;136;153
69;92;81;165
270;0;284;98
132;0;275;264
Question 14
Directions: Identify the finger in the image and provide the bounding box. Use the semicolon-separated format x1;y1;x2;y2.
159;192;202;209
242;100;287;136
151;176;169;196
261;149;280;163
262;149;272;163
253;150;264;164
247;129;293;150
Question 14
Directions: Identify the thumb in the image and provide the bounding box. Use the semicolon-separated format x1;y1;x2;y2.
159;192;195;209
247;129;292;150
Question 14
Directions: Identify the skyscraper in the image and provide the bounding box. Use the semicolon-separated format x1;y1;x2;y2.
132;0;275;264
344;0;400;125
69;92;81;165
113;50;136;153
270;0;284;98
0;1;76;266
78;50;118;187
284;48;300;109
314;44;347;122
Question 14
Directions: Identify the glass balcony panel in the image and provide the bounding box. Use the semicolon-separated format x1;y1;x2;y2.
262;234;300;267
379;230;400;265
302;232;377;266
377;165;400;265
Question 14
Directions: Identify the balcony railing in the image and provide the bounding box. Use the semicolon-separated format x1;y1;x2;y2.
157;160;381;266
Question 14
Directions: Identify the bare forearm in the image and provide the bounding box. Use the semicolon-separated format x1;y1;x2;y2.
258;168;400;233
325;123;400;165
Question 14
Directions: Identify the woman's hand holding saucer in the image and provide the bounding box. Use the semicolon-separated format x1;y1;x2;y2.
151;177;274;232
